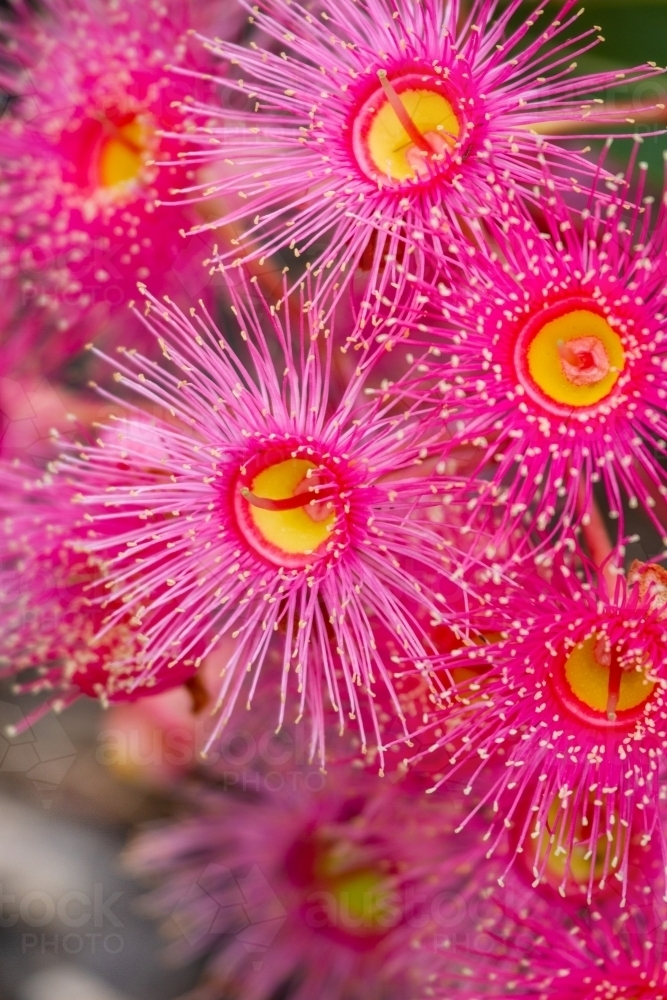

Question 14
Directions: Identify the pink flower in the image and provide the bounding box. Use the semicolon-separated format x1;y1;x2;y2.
422;897;667;1000
164;0;660;314
58;277;488;766
127;751;479;1000
407;552;667;903
0;463;200;732
414;153;667;550
0;0;220;376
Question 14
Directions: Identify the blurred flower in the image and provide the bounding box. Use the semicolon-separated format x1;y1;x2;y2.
57;276;492;766
0;464;201;732
0;0;221;377
97;640;236;789
165;0;660;316
127;755;480;1000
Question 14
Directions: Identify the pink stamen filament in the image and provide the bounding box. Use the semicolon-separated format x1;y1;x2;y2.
241;486;335;512
376;70;439;156
605;655;623;721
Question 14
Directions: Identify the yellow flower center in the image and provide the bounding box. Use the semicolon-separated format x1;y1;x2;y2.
325;868;397;934
97;116;154;190
236;458;337;566
516;305;625;412
564;634;654;715
313;838;399;936
353;73;461;185
552;633;655;730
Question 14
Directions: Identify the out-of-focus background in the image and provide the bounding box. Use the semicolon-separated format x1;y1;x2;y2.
0;687;206;1000
0;1;666;998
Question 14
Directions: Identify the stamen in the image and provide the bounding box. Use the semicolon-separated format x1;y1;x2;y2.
376;70;438;155
241;486;334;512
557;336;610;387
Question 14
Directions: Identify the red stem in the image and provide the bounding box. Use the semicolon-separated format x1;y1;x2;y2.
577;481;615;598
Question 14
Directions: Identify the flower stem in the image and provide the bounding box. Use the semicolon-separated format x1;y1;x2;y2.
578;481;615;597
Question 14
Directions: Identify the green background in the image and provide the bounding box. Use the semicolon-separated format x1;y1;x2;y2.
508;0;667;185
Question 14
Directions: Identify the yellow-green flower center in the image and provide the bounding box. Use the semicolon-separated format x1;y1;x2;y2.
563;634;654;716
551;632;655;730
97;115;154;191
525;794;626;896
325;868;397;933
247;459;335;554
312;837;399;936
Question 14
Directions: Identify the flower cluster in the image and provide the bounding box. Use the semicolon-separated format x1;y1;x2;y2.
2;0;667;997
0;0;226;378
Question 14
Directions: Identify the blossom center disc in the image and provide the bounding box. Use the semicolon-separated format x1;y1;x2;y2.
514;303;625;412
554;633;655;728
353;73;461;185
324;867;396;935
285;826;398;944
98;115;153;189
312;835;398;939
234;457;337;567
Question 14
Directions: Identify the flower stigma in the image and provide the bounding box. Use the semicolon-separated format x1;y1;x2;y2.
556;633;655;726
516;306;625;412
353;71;462;185
234;457;339;567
